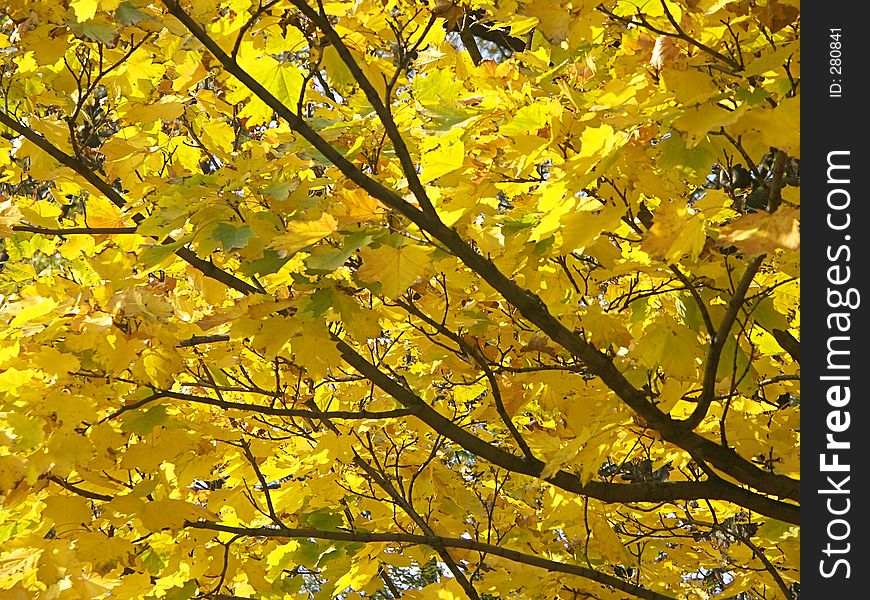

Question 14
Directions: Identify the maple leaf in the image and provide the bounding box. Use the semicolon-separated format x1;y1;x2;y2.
357;244;434;298
269;214;339;256
717;207;800;255
0;199;23;236
641;202;707;262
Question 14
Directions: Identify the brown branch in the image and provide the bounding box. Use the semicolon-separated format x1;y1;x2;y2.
712;129;764;184
668;265;716;338
185;520;680;600
682;255;764;431
354;457;481;599
160;0;798;505
174;248;260;296
179;334;232;347
45;475;113;502
231;0;282;61
459;26;483;66
766;149;787;213
740;530;795;599
12;225;138;235
336;337;799;524
464;20;527;53
397;298;535;461
238;438;283;526
771;328;800;364
98;388;417;423
379;567;403;598
285;0;438;217
597;2;741;73
685;517;795;599
0;109;260;297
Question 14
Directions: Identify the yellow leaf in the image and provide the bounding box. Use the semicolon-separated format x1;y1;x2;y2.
661;69;719;105
237;42;304;123
87;195;129;229
291;321;344;378
641;203;706;262
673;105;745;146
47;434;95;474
635;315;704;382
420;138;465;184
7;296;58;328
269;213;338;255
403;578;467;600
252;316;300;359
311;431;355;465
650;35;680;70
321;45;356;93
500;99;561;136
70;0;99;22
0;548;43;588
0;199;23;236
577;123;617;159
530;181;572;242
336;188;384;225
717;207;800;255
333;557;380;595
589;510;630;563
120;95;186;125
139;499;211;531
135;348;180;388
42;495;93;525
357;244;433;298
522;3;571;43
540;437;584;479
559;201;623;252
733;97;800;157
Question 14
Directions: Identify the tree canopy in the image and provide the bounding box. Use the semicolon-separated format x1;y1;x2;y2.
0;1;800;599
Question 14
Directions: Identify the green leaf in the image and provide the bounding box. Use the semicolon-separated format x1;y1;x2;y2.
122;406;168;436
298;288;333;319
212;223;255;251
241;250;291;277
140;238;187;270
293;539;331;567
656;132;715;178
115;1;149;25
141;548;166;574
305;232;372;272
68;20;118;44
164;581;197;600
677;294;702;332
301;509;344;531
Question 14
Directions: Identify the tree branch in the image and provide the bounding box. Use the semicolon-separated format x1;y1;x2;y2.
185;520;680;600
45;475;113;502
285;0;439;217
597;2;742;73
766;149;787;213
397;298;535;461
0;108;260;297
160;0;798;506
336;337;799;523
12;225;139;235
668;265;716;338
354;456;481;599
99;388;418;423
682;255;764;431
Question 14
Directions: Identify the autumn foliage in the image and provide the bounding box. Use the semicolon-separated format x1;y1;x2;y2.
0;1;799;599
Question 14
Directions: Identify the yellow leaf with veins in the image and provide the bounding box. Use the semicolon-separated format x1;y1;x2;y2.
269;214;339;256
717;207;800;255
357;244;434;298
